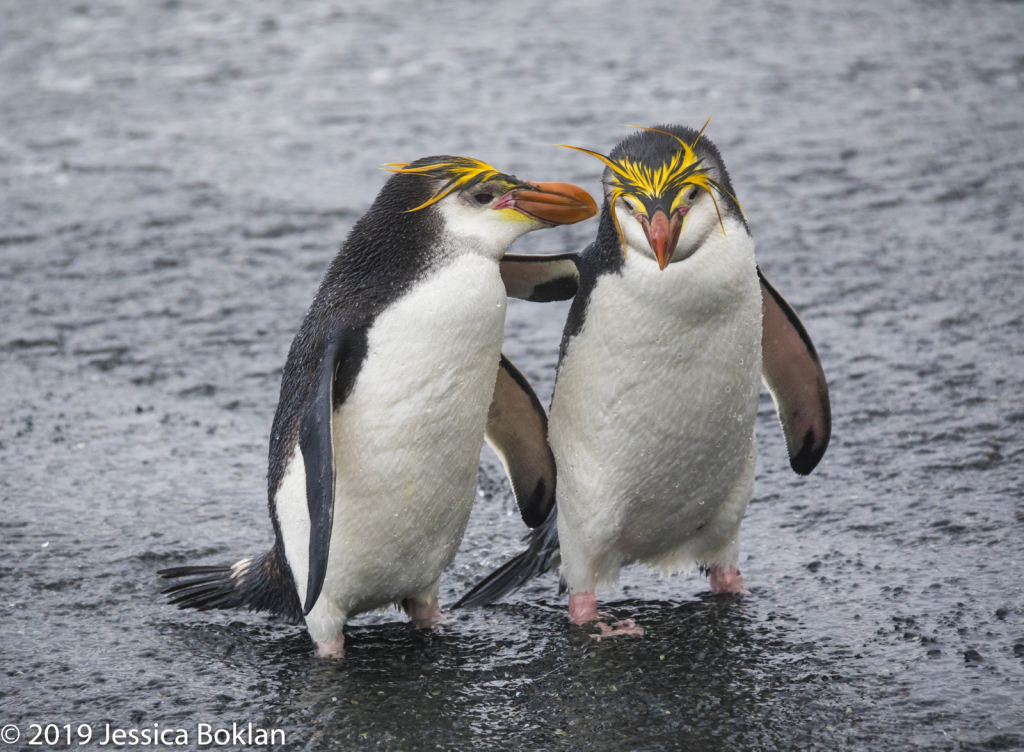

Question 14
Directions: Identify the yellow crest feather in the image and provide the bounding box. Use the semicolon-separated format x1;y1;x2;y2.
383;157;507;212
559;122;743;252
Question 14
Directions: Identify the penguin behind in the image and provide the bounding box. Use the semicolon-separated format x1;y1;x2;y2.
457;127;831;637
161;156;597;657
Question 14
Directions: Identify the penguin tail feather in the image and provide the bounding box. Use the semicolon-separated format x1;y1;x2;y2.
454;510;561;609
159;546;303;625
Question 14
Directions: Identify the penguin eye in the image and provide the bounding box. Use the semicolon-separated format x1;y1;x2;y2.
688;187;701;201
474;193;494;205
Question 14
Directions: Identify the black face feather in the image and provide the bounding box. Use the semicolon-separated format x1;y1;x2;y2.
607;125;745;227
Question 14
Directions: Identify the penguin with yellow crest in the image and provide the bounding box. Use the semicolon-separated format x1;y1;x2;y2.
161;157;597;657
459;126;831;638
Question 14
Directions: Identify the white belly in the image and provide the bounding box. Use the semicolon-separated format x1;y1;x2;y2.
550;229;762;591
277;254;507;632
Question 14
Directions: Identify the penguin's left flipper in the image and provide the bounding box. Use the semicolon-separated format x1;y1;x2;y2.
499;253;580;301
299;326;368;615
759;268;832;475
485;355;556;528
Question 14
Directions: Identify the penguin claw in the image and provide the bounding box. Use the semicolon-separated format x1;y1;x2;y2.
568;592;644;639
709;565;750;595
315;635;345;659
402;596;447;629
589;619;645;640
413;613;449;630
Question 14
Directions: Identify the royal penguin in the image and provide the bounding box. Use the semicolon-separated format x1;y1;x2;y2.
161;157;597;656
456;126;831;637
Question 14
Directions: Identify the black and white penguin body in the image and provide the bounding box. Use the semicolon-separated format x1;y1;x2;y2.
458;128;830;634
162;157;597;656
551;180;762;597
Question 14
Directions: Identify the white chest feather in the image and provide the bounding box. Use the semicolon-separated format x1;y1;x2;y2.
276;254;507;619
550;226;762;587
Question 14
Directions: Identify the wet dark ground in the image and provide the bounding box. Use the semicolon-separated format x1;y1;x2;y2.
2;1;1024;749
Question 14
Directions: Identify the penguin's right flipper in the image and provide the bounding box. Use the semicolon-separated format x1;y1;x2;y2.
454;509;561;609
485;355;556;528
499;253;580;301
159;545;304;624
758;268;832;475
299;327;368;615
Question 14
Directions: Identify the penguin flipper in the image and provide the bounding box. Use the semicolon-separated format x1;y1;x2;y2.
485;355;557;528
499;253;580;301
454;508;561;609
299;328;366;615
758;268;832;475
159;545;304;624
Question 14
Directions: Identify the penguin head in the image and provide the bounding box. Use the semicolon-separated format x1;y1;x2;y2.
561;124;744;269
385;156;597;259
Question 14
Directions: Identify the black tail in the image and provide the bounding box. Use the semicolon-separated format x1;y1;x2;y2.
159;545;303;625
454;509;561;609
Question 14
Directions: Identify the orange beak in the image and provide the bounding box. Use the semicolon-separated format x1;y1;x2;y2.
495;182;598;225
639;209;685;269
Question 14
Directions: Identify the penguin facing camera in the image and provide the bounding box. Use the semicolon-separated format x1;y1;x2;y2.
457;126;831;638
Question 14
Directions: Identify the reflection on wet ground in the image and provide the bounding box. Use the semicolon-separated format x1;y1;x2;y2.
2;0;1023;749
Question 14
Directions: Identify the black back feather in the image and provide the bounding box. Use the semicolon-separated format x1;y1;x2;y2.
162;159;459;619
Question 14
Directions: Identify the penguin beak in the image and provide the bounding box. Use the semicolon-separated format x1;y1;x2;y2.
494;182;598;225
639;209;685;270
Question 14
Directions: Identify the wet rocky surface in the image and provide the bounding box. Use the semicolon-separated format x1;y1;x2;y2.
2;1;1023;749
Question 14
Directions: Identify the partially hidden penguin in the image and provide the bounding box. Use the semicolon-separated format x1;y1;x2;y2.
160;156;597;657
455;125;831;637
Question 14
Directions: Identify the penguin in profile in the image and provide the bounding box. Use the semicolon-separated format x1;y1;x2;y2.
161;156;597;657
456;126;831;637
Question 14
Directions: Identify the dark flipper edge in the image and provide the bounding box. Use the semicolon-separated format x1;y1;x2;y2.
486;355;556;528
454;509;561;609
758;267;832;475
299;329;367;616
298;339;339;615
499;253;580;302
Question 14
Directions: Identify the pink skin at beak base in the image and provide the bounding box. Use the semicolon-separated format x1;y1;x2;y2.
638;208;686;269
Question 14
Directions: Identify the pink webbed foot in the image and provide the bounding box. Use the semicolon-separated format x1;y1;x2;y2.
316;634;345;659
709;565;750;595
402;596;448;629
589;618;645;640
568;592;644;640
